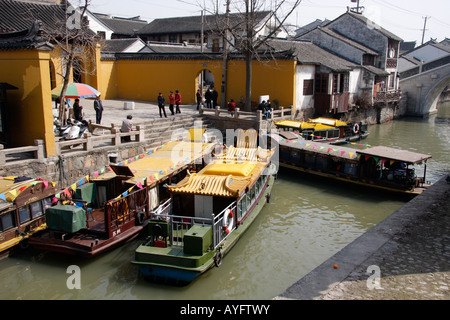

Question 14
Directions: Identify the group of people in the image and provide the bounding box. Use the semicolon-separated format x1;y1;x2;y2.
258;100;272;119
158;90;181;118
56;95;103;125
196;87;218;110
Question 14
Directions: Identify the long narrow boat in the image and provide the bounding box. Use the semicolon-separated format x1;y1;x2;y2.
0;177;57;258
270;131;432;195
274;117;368;145
29;131;218;257
132;129;276;285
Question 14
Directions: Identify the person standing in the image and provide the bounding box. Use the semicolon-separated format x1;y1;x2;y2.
168;90;175;115
211;88;218;108
175;90;181;114
205;88;212;109
227;99;235;116
158;92;167;118
94;94;103;124
73;98;83;121
196;89;202;110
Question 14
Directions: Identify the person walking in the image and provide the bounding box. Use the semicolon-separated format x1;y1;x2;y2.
158;92;167;118
94;94;103;124
175;90;181;114
196;89;202;110
168;90;175;115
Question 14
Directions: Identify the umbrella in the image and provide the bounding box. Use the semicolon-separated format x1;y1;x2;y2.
51;83;100;99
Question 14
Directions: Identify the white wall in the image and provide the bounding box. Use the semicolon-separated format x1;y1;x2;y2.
295;65;315;110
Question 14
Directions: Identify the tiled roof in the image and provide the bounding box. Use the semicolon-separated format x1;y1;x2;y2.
0;0;66;34
100;38;143;53
337;12;403;42
268;39;358;72
0;20;54;50
93;13;147;36
137;11;271;35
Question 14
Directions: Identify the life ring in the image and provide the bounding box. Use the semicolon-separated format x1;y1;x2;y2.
222;209;234;234
352;123;360;134
214;251;223;267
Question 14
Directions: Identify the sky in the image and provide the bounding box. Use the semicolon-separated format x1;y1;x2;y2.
81;0;450;44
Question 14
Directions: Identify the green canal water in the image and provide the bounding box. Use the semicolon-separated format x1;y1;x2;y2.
1;104;449;300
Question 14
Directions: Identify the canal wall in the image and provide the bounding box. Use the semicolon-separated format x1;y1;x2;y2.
276;173;450;300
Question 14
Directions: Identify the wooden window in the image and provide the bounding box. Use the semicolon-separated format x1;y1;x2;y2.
315;74;328;94
303;79;314;95
363;54;375;66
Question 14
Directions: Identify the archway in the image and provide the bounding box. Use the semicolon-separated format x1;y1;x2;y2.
196;69;215;102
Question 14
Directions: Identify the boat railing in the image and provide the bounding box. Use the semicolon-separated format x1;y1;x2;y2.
212;201;237;249
150;198;237;250
105;187;148;238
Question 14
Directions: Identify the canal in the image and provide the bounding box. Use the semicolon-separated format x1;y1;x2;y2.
1;103;449;300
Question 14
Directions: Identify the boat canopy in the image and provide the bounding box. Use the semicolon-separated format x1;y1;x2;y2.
0;177;55;203
92;141;217;185
167;160;266;197
308;118;348;127
269;133;359;161
357;146;432;164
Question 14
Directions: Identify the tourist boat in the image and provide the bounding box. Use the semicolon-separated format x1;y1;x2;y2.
29;130;218;257
269;131;432;195
0;176;57;258
274;117;368;145
131;129;276;285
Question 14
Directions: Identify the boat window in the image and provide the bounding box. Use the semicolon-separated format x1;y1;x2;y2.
18;206;31;224
42;197;52;212
1;212;15;232
30;201;43;219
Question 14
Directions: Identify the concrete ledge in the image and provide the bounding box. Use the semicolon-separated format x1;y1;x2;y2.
275;174;450;300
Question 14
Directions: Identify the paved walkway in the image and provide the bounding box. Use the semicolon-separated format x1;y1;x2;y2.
276;174;450;300
77;98;200;126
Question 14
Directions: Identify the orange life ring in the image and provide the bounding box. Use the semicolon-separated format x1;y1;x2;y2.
222;209;234;234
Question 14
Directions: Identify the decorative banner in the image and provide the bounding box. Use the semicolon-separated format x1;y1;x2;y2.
341;151;345;156
0;193;6;201
327;148;332;153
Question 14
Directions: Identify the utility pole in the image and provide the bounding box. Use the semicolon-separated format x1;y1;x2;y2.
349;0;364;14
220;0;231;108
421;16;429;45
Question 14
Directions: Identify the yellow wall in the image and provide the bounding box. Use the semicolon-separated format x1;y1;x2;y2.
0;49;56;156
99;57;297;110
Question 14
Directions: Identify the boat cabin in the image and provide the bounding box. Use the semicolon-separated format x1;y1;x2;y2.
271;132;432;194
0;177;56;257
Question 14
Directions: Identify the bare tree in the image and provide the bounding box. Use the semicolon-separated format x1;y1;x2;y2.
40;0;98;123
203;0;302;111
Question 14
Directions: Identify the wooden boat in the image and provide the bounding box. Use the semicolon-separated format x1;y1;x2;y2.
269;131;432;195
29;131;218;258
274;117;368;145
0;176;57;258
132;129;276;285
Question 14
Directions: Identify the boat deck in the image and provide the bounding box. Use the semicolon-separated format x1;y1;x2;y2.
134;243;214;270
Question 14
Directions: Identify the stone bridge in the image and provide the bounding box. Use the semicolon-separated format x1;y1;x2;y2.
399;55;450;116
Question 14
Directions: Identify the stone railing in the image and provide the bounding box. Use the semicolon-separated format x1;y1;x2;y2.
199;105;293;122
55;125;145;155
0;139;45;165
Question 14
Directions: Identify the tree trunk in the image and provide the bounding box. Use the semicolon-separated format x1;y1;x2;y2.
244;50;253;111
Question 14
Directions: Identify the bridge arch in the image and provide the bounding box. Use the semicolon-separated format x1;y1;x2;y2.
423;73;450;115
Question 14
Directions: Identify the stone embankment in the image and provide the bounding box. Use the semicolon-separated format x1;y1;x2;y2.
276;174;450;300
